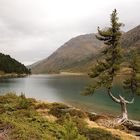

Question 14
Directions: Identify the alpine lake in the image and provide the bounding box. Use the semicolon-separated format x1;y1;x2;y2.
0;74;140;120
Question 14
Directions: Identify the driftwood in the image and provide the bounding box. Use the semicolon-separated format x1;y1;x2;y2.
124;120;140;137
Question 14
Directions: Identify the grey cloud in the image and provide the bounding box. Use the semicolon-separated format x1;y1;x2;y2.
0;0;140;65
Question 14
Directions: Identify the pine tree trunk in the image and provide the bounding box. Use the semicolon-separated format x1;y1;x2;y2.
117;96;128;124
108;91;129;124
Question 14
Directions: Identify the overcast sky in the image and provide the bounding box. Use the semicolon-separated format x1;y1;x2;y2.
0;0;140;65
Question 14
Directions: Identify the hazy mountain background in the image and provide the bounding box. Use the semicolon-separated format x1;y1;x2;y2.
31;25;140;74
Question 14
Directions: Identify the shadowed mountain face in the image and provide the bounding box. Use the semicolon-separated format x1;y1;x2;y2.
31;25;140;74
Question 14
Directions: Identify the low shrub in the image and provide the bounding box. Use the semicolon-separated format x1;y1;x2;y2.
69;109;87;119
83;127;122;140
49;103;69;118
61;117;87;140
35;102;50;109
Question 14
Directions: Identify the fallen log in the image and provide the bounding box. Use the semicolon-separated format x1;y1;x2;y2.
124;119;140;138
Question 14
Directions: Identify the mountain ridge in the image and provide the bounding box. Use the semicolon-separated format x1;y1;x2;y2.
31;33;104;73
31;25;140;74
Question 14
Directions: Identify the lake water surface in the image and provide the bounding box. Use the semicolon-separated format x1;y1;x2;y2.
0;74;140;120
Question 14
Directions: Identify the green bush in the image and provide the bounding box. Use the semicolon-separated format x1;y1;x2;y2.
49;103;69;118
69;109;87;118
35;102;51;109
83;127;122;140
49;103;87;119
61;117;87;140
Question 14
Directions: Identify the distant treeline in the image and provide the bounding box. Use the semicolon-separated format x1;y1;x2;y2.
0;53;31;74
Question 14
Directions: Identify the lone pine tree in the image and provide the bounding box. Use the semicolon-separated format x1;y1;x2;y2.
84;9;140;124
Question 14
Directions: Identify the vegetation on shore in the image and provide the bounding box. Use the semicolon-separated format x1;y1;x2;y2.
0;72;28;79
0;93;137;140
0;53;31;76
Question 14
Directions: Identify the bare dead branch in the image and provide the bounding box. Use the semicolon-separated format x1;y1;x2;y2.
125;98;134;104
108;90;120;103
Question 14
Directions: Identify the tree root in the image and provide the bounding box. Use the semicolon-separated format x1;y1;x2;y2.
116;117;128;125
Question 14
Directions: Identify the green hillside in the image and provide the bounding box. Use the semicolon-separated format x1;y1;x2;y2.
0;53;30;74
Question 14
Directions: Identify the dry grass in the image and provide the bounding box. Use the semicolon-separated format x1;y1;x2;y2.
37;108;57;122
85;118;137;140
37;101;137;140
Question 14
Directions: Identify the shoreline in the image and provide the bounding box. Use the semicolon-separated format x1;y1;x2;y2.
0;73;29;79
32;72;87;76
59;72;87;75
39;99;140;139
44;99;140;123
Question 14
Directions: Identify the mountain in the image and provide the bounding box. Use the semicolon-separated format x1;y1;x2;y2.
121;25;140;49
0;53;30;74
31;34;104;73
31;25;140;74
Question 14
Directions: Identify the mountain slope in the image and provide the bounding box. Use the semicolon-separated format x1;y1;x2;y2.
31;25;140;74
0;53;30;74
31;34;104;73
121;25;140;48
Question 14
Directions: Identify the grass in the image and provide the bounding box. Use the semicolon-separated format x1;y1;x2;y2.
0;93;136;140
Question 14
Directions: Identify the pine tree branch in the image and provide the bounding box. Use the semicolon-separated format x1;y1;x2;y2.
95;35;109;41
108;90;120;103
118;95;134;104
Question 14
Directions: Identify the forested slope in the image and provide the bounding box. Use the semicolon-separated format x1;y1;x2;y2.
0;53;30;74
